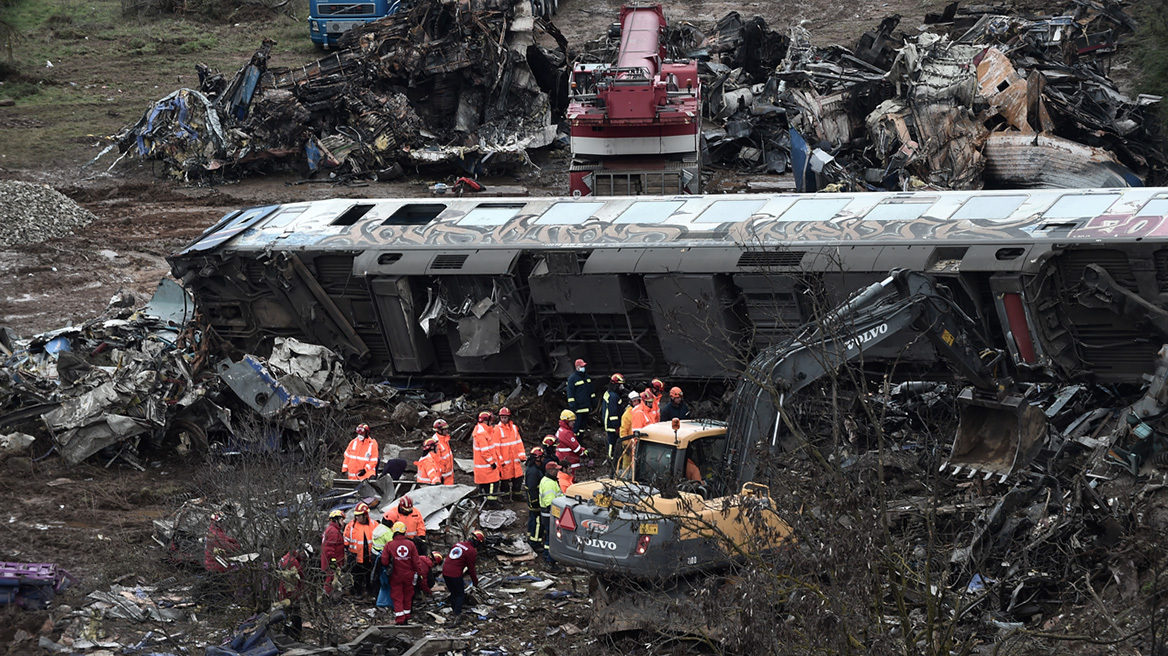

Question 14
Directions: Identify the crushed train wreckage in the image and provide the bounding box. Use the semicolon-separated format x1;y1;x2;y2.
93;0;1165;190
91;0;564;181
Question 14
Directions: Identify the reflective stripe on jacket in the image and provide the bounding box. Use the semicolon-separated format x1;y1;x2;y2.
434;432;455;484
472;422;501;484
497;422;525;479
343;519;379;563
382;507;427;538
342;436;379;480
416;452;442;485
539;475;563;510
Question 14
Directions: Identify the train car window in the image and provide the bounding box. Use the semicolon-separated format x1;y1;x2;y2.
613;200;685;224
264;206;308;230
382;203;447;225
951;195;1027;220
1137;199;1168;217
1044;194;1121;219
535;201;605;225
864;198;936;222
458;203;526;226
694;199;766;223
776;197;852;222
332;203;375;226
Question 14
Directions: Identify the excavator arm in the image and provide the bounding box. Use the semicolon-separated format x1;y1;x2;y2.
725;269;1042;487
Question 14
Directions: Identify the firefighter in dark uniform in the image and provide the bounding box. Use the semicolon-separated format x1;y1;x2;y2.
566;358;595;433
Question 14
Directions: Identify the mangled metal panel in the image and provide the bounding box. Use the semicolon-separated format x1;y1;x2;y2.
643;274;747;377
983;133;1143;188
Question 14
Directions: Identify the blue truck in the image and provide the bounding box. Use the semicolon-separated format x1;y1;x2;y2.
308;0;404;48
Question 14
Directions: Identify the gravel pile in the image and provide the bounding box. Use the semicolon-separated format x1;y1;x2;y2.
0;180;98;248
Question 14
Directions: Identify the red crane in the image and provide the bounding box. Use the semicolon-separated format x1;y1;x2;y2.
566;5;702;196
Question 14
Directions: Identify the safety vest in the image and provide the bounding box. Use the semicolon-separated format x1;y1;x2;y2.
342;436;379;480
370;522;393;555
416;452;442;485
343;519;379;563
539;475;563;510
558;470;574;493
434;432;454;484
497;421;525;480
472;422;501;484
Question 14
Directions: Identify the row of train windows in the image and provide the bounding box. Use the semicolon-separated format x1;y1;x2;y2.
258;193;1168;232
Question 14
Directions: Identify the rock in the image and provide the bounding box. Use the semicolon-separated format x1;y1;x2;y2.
5;456;33;474
0;181;98;249
0;432;36;454
390;402;420;429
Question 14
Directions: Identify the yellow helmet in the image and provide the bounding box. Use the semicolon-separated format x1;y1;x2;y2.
560;409;576;421
391;521;407;534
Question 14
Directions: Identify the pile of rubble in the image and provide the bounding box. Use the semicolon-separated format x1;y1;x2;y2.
0;181;98;249
93;0;564;182
682;0;1167;190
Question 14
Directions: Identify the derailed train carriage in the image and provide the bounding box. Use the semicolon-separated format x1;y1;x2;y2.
169;189;1168;384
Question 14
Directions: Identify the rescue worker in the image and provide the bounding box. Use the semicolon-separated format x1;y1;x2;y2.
618;391;642;471
557;463;575;493
541;435;560;466
442;530;485;624
344;502;380;597
659;386;691;423
204;513;240;574
631;389;659;431
432;419;455;485
277;546;306;639
342;423;380;481
566;358;596;432
368;515;394;602
555;410;587;474
601;373;628;459
321;510;345;596
539;462;565;564
380;521;432;624
496;407;527;501
685;456;703;482
650;378;666;407
472;411;502;503
524;446;547;554
415;437;443;485
421;551;444;592
381;496;427;553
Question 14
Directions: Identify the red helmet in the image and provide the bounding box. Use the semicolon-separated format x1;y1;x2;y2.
545;461;560;472
641;389;655;404
433;418;448;430
542;435;557;447
431;551;444;565
651;379;664;392
478;411;492;422
354;502;370;516
399;496;414;512
498;407;512;417
530;446;545;457
422;437;439;452
611;373;624;383
356;423;371;436
471;530;485;544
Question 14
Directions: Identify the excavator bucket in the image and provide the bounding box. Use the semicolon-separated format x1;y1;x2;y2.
948;388;1047;477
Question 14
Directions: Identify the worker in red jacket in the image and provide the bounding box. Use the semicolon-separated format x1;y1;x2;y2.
320;509;346;596
442;530;485;624
380;521;432;624
277;547;305;639
555;410;587;474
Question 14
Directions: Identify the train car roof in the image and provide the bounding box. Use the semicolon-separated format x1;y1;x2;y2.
178;187;1168;258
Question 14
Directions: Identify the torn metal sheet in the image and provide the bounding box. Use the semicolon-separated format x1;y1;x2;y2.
217;356;328;418
983;133;1142;188
141;278;196;327
380;484;476;531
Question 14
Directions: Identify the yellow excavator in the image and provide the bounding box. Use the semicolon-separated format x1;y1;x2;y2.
548;269;1045;580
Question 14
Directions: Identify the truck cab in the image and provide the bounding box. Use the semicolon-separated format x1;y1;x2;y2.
547;419;794;578
309;0;404;48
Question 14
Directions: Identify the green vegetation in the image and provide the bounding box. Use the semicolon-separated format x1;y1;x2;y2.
1132;0;1168;120
0;0;317;169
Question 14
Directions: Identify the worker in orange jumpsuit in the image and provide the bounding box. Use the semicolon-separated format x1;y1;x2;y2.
415;437;443;486
557;465;575;493
472;411;502;502
631;389;659;430
341;423;379;480
649;378;666;407
380;521;432;624
496;407;527;501
432;419;455;485
381;495;428;552
343;502;379;597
